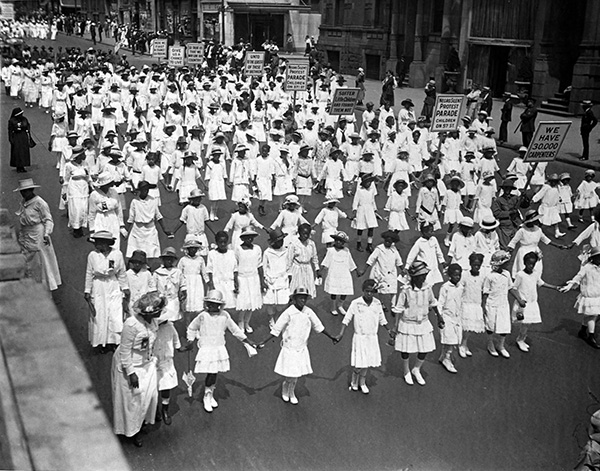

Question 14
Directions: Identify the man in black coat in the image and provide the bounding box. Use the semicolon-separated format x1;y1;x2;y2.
580;100;598;161
519;99;537;146
499;92;513;143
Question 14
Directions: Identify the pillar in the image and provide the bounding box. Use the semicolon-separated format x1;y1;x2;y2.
570;0;600;110
408;0;426;87
385;0;400;75
531;0;559;103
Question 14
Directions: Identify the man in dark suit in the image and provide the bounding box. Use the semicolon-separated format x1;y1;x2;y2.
580;100;598;160
519;99;537;146
499;92;513;143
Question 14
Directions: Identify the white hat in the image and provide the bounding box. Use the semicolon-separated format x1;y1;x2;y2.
96;171;114;187
13;178;40;192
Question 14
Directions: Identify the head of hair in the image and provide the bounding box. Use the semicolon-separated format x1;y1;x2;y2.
299;222;311;233
447;263;462;274
523;251;539;263
362;279;377;291
215;230;229;242
469;252;484;263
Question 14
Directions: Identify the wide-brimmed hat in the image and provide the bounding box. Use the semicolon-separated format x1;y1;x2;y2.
13;178;40;192
160;247;178;258
182;235;203;249
481;146;496;154
134;292;167;316
291;287;311;297
268;229;286;244
284;194;300;205
422;173;436;183
89;230;116;244
477;110;488;117
523;210;540;224
500;179;515;189
240;226;258;238
381;230;400;242
480;217;499;230
164;124;176;132
349;132;361;140
188;189;205;199
401;98;414;108
299;144;313;153
204;290;225;305
449;175;465;188
490;250;511;267
393;179;409;189
323;197;340;205
547;173;559;181
518;146;528;153
585;169;596;177
96;171;114;187
559;172;571;181
457;216;474;228
129;250;147;264
408;261;430;277
331;231;349;243
66;130;79;139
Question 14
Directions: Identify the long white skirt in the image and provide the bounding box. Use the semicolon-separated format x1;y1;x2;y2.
157;358;178;390
184;273;205;312
126;223;160;258
112;357;158;437
89;278;124;346
461;302;485;333
236;274;263;310
484;302;511;334
274;345;313;378
350;333;382;368
19;224;61;291
67;195;88;229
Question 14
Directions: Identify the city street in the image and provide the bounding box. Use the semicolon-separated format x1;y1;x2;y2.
3;33;600;471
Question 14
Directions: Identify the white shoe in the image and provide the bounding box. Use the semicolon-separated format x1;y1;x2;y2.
488;344;499;357
458;346;467;358
465;347;473;357
403;372;414;385
289;394;299;405
245;325;253;334
517;340;530;352
360;384;370;394
203;393;213;413
411;368;426;385
268;318;275;330
555;231;565;238
499;348;510;358
441;358;458;374
444;237;451;247
281;386;290;403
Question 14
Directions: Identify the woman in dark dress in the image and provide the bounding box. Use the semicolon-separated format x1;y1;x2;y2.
8;107;32;173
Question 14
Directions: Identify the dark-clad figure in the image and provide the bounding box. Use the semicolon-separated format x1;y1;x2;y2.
492;179;527;249
499;92;513;143
580;100;598;161
8;107;32;173
519;99;537;146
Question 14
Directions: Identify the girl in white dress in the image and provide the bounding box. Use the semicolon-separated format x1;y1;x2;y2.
154;314;181;425
459;253;485;357
263;229;291;328
205;149;227;220
88;172;124;240
270;195;309;246
415;174;442;231
126;251;156;315
438;264;464;374
448;217;476;270
384;179;411;232
391;261;445;386
322;231;357;316
511;251;559;352
473;217;500;275
273;147;295;202
314;198;349;245
207;231;238;309
173;153;200;204
318;149;346;200
125;182;167;259
224;199;265;248
178;237;209;325
352;175;379;253
48;112;68;161
405;222;446;286
63;149;91;238
336;279;392;394
575;169;600;222
185;290;257;413
443;176;465;246
84;231;130;352
294;144;317;207
558;172;576;230
257;287;337;405
483;250;525;358
154;248;187;323
235;227;266;333
473;172;496;224
532;174;564;238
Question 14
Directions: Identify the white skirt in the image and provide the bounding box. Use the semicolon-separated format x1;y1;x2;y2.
126;223;161;258
350;333;382;368
214;277;237;309
256;177;273;201
394;331;436;354
236;274;263;310
575;295;600;316
461;302;485;333
538;205;561;226
194;345;230;373
511;301;541;324
263;286;290;305
439;316;462;345
444;209;463;225
67;195;88;229
388;211;409;231
231;183;249;203
157;358;178;390
274;345;313;378
184;273;205;312
484;302;511;334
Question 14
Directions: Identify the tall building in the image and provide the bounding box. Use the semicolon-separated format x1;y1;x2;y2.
318;0;600;113
198;0;321;51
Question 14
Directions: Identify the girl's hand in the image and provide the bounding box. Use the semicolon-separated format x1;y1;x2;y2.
129;373;139;389
518;299;527;308
437;317;445;329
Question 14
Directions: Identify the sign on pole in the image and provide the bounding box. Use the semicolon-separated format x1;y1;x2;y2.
523;121;572;163
244;52;265;77
186;43;204;65
285;58;310;92
151;38;168;59
329;88;361;116
168;46;186;67
430;94;465;132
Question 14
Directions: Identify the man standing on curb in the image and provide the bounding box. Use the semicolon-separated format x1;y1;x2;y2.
580;100;598;161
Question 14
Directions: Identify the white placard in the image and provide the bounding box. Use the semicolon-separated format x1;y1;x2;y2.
329;88;360;116
523;121;572;163
168;46;186;67
430;94;465;132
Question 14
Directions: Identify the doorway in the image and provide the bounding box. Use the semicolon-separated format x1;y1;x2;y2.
365;54;381;80
488;46;509;97
327;50;340;71
234;13;285;50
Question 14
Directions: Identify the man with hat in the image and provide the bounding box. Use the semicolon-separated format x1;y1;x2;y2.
519;99;538;146
499;92;513;144
257;286;338;404
492;179;528;249
580;100;598;160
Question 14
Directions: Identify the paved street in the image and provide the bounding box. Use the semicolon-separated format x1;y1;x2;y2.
2;33;600;471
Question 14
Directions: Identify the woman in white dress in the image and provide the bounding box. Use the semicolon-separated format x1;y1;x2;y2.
112;292;163;447
88;171;124;240
184;290;257;413
177;236;209;325
258;287;337;404
64;147;91;238
84;231;130;352
336;279;392;394
205;149;227;220
287;223;321;298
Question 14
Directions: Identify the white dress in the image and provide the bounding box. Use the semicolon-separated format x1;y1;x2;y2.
443;189;463;225
111;314;158;437
321;247;356;296
460;271;485;332
352;187;378;230
507;227;549;277
567;263;600;315
314;207;347;245
263;247;291;305
187;310;247;373
438;281;464;345
384;192;409;231
287;237;320;298
64;163;90;229
483;270;513;334
448;233;475;270
271;305;325;378
154;322;181;390
126;268;156;314
205;161;227;201
180;204;210;256
367;245;403;294
342;297;387;368
88;188;123;240
206;249;238;309
178;255;208;312
405;237;445;286
235;245;263;311
574;181;600;210
154;267;186;322
392;285;437;353
126;196;162;258
511;270;543;324
85;248;128;347
532;184;561;226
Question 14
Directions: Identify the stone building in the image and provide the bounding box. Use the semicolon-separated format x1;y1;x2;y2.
318;0;600;113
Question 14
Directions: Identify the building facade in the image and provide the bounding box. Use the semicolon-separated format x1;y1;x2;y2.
318;0;600;112
198;0;321;51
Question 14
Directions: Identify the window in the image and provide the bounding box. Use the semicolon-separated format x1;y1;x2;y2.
335;0;344;25
373;0;385;27
432;0;444;33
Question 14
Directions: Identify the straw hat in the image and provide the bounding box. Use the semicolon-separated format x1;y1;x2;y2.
89;230;116;244
96;171;114;187
240;226;259;238
284;194;300;205
381;230;400;242
459;216;474;228
160;247;178;258
134;292;166;316
291;287;311;297
188;189;205;199
129;250;147;264
449;175;465;188
500;179;515;189
182;235;203;249
323;197;340;205
490;250;511;267
523;210;540;224
408;261;430;277
480;217;499;230
13;178;40;192
559;172;571;181
331;231;349;243
204;290;225;305
268;229;286;244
